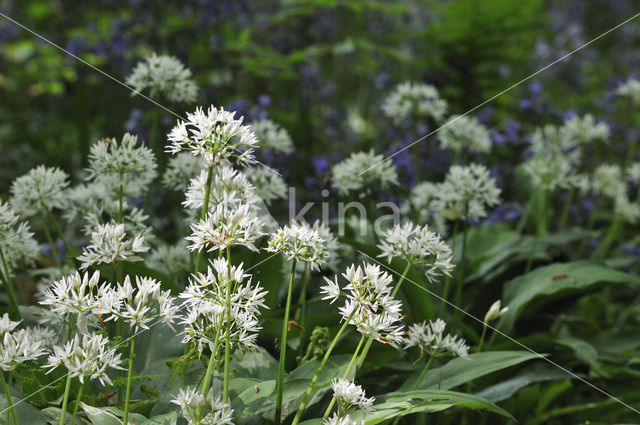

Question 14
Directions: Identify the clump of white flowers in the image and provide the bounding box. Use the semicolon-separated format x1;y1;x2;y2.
439;115;491;154
331;150;398;195
434;164;501;221
187;204;264;254
86;133;158;199
404;182;448;235
167;106;258;167
382;81;447;124
331;378;375;413
250;119;293;153
0;313;19;336
616;78;640;104
179;258;267;354
10;165;69;216
172;387;234;425
267;221;330;270
377;223;453;282
405;318;469;359
321;263;404;346
0;327;48;371
183;166;260;212
243;166;288;205
0;201;39;277
45;333;123;385
126;53;198;103
39;270;103;318
591;164;640;224
562;114;609;143
77;223;149;270
522;154;574;191
163;152;202;191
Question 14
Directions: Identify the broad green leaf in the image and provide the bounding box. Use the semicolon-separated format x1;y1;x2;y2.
82;404;147;425
0;394;48;425
401;351;542;391
350;389;515;423
556;337;599;367
475;363;569;402
498;261;640;332
141;411;178;425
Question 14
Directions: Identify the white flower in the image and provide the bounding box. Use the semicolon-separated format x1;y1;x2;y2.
331;378;375;414
243;166;288;205
166;106;258;167
439;115;491;154
592;164;625;200
179;258;267;354
186;204;264;253
331;150;398;195
561;114;609;143
628;162;640;184
434;164;501;221
322;263;404;346
405;319;469;359
522;154;573;191
171;387;234;425
614;194;640;225
404;182;448;235
99;275;179;332
163;152;203;191
0;328;48;371
484;300;508;323
0;313;20;336
77;223;149;270
377;222;453;282
39;270;103;315
266;221;329;271
250;119;293;153
323;413;363;425
616;78;640;104
0;201;39;277
86;133;158;198
126;53;198;103
183;166;260;212
10;165;69;216
382;81;447;124
45;333;124;385
529;125;581;164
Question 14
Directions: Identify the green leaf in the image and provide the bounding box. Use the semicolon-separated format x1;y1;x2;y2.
0;394;48;425
498;261;640;332
81;403;147;425
401;351;542;391
141;411;178;425
475;363;569;403
351;389;515;423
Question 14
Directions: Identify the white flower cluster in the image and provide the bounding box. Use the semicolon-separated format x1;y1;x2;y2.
331;378;375;414
250;119;293;153
86;133;158;199
522;155;573;192
0;315;48;371
331;150;398;195
562;114;609;143
382;81;448;124
98;275;179;332
616;78;640;104
126;53;198;103
266;221;330;271
187;204;264;253
323;414;364;425
404;182;448;235
183;166;260;212
592;164;640;224
167;106;258;167
40;271;104;317
321;263;404;346
405;318;469;359
439;115;491;154
163;152;202;191
377;223;453;282
10;165;69;216
243;166;288;205
45;333;124;386
179;258;267;354
77;223;149;270
171;387;234;425
0;201;39;277
434;164;501;221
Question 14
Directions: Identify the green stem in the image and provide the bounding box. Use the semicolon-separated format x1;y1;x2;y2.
525;189;546;273
45;209;72;256
591;215;622;260
0;247;21;321
440;220;459;315
322;334;366;420
41;212;63;270
1;372;15;425
454;211;469;311
516;190;536;234
70;384;84;425
222;247;233;404
118;184;124;224
412;352;436;390
477;324;488;353
123;337;136;425
291;310;356;425
558;189;574;231
195;166;215;273
298;263;311;336
358;261;411;369
200;329;222;397
275;259;297;425
59;374;73;425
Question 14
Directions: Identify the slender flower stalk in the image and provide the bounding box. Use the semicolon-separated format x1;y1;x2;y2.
274;259;297;425
59;374;73;425
290;310;356;425
1;372;17;425
222;247;233;404
0;247;21;321
122;337;136;425
413;352;436;390
41;212;63;270
70;384;84;425
194;166;214;273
